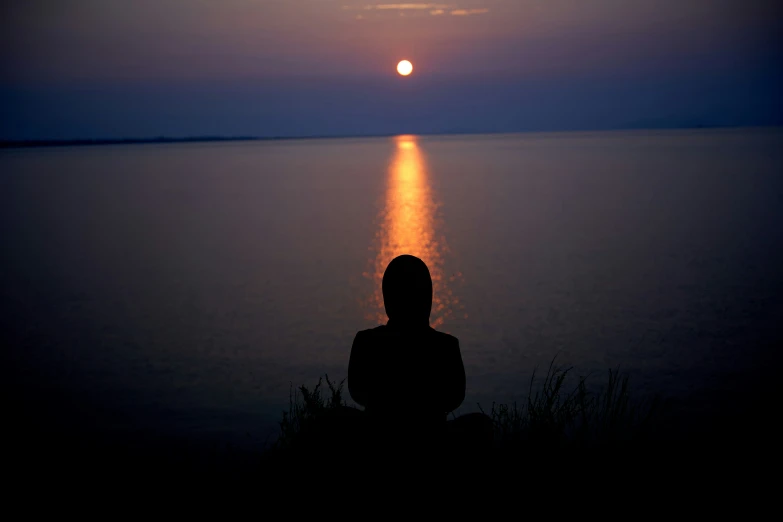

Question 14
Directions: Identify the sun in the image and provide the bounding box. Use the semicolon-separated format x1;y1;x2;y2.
397;60;413;77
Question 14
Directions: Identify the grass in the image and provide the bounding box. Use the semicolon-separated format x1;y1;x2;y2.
481;358;660;453
271;357;661;456
274;374;348;451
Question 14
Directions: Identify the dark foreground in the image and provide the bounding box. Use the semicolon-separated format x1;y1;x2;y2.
7;364;776;487
6;418;769;495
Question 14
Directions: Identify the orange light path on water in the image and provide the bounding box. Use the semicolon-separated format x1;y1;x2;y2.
368;135;457;328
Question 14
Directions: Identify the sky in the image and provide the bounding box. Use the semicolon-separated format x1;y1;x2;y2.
1;0;781;139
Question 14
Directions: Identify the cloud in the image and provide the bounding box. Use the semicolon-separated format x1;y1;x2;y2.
342;3;453;10
341;3;490;17
372;4;452;10
450;8;489;16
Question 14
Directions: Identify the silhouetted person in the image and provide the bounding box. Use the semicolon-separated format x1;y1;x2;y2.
349;254;492;455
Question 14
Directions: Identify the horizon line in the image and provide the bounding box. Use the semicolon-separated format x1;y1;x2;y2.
2;123;780;149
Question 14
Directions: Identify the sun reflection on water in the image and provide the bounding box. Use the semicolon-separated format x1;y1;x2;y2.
367;135;458;328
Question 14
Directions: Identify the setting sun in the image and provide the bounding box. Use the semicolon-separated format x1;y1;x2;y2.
397;60;413;77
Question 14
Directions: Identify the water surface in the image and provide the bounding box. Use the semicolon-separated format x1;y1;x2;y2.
2;129;782;445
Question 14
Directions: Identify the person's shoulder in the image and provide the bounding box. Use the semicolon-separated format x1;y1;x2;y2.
428;328;459;346
354;325;388;341
358;325;388;335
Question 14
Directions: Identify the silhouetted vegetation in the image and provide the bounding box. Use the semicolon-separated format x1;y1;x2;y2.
274;375;348;451
269;357;660;458
482;359;659;452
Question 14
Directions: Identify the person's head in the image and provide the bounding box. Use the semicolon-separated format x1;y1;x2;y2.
382;254;432;327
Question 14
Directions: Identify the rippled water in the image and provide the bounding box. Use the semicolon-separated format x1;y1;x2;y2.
2;129;782;445
367;135;461;328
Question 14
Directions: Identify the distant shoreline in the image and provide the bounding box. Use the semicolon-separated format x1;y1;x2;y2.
0;136;268;149
1;124;778;149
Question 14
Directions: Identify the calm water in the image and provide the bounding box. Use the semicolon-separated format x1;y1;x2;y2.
2;129;782;446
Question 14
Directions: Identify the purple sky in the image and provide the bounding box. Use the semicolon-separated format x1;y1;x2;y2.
1;0;781;139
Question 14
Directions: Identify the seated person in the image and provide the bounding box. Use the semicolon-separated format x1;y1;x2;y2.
349;255;490;448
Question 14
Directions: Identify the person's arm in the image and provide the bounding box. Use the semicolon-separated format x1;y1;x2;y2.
443;338;466;413
348;332;369;408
